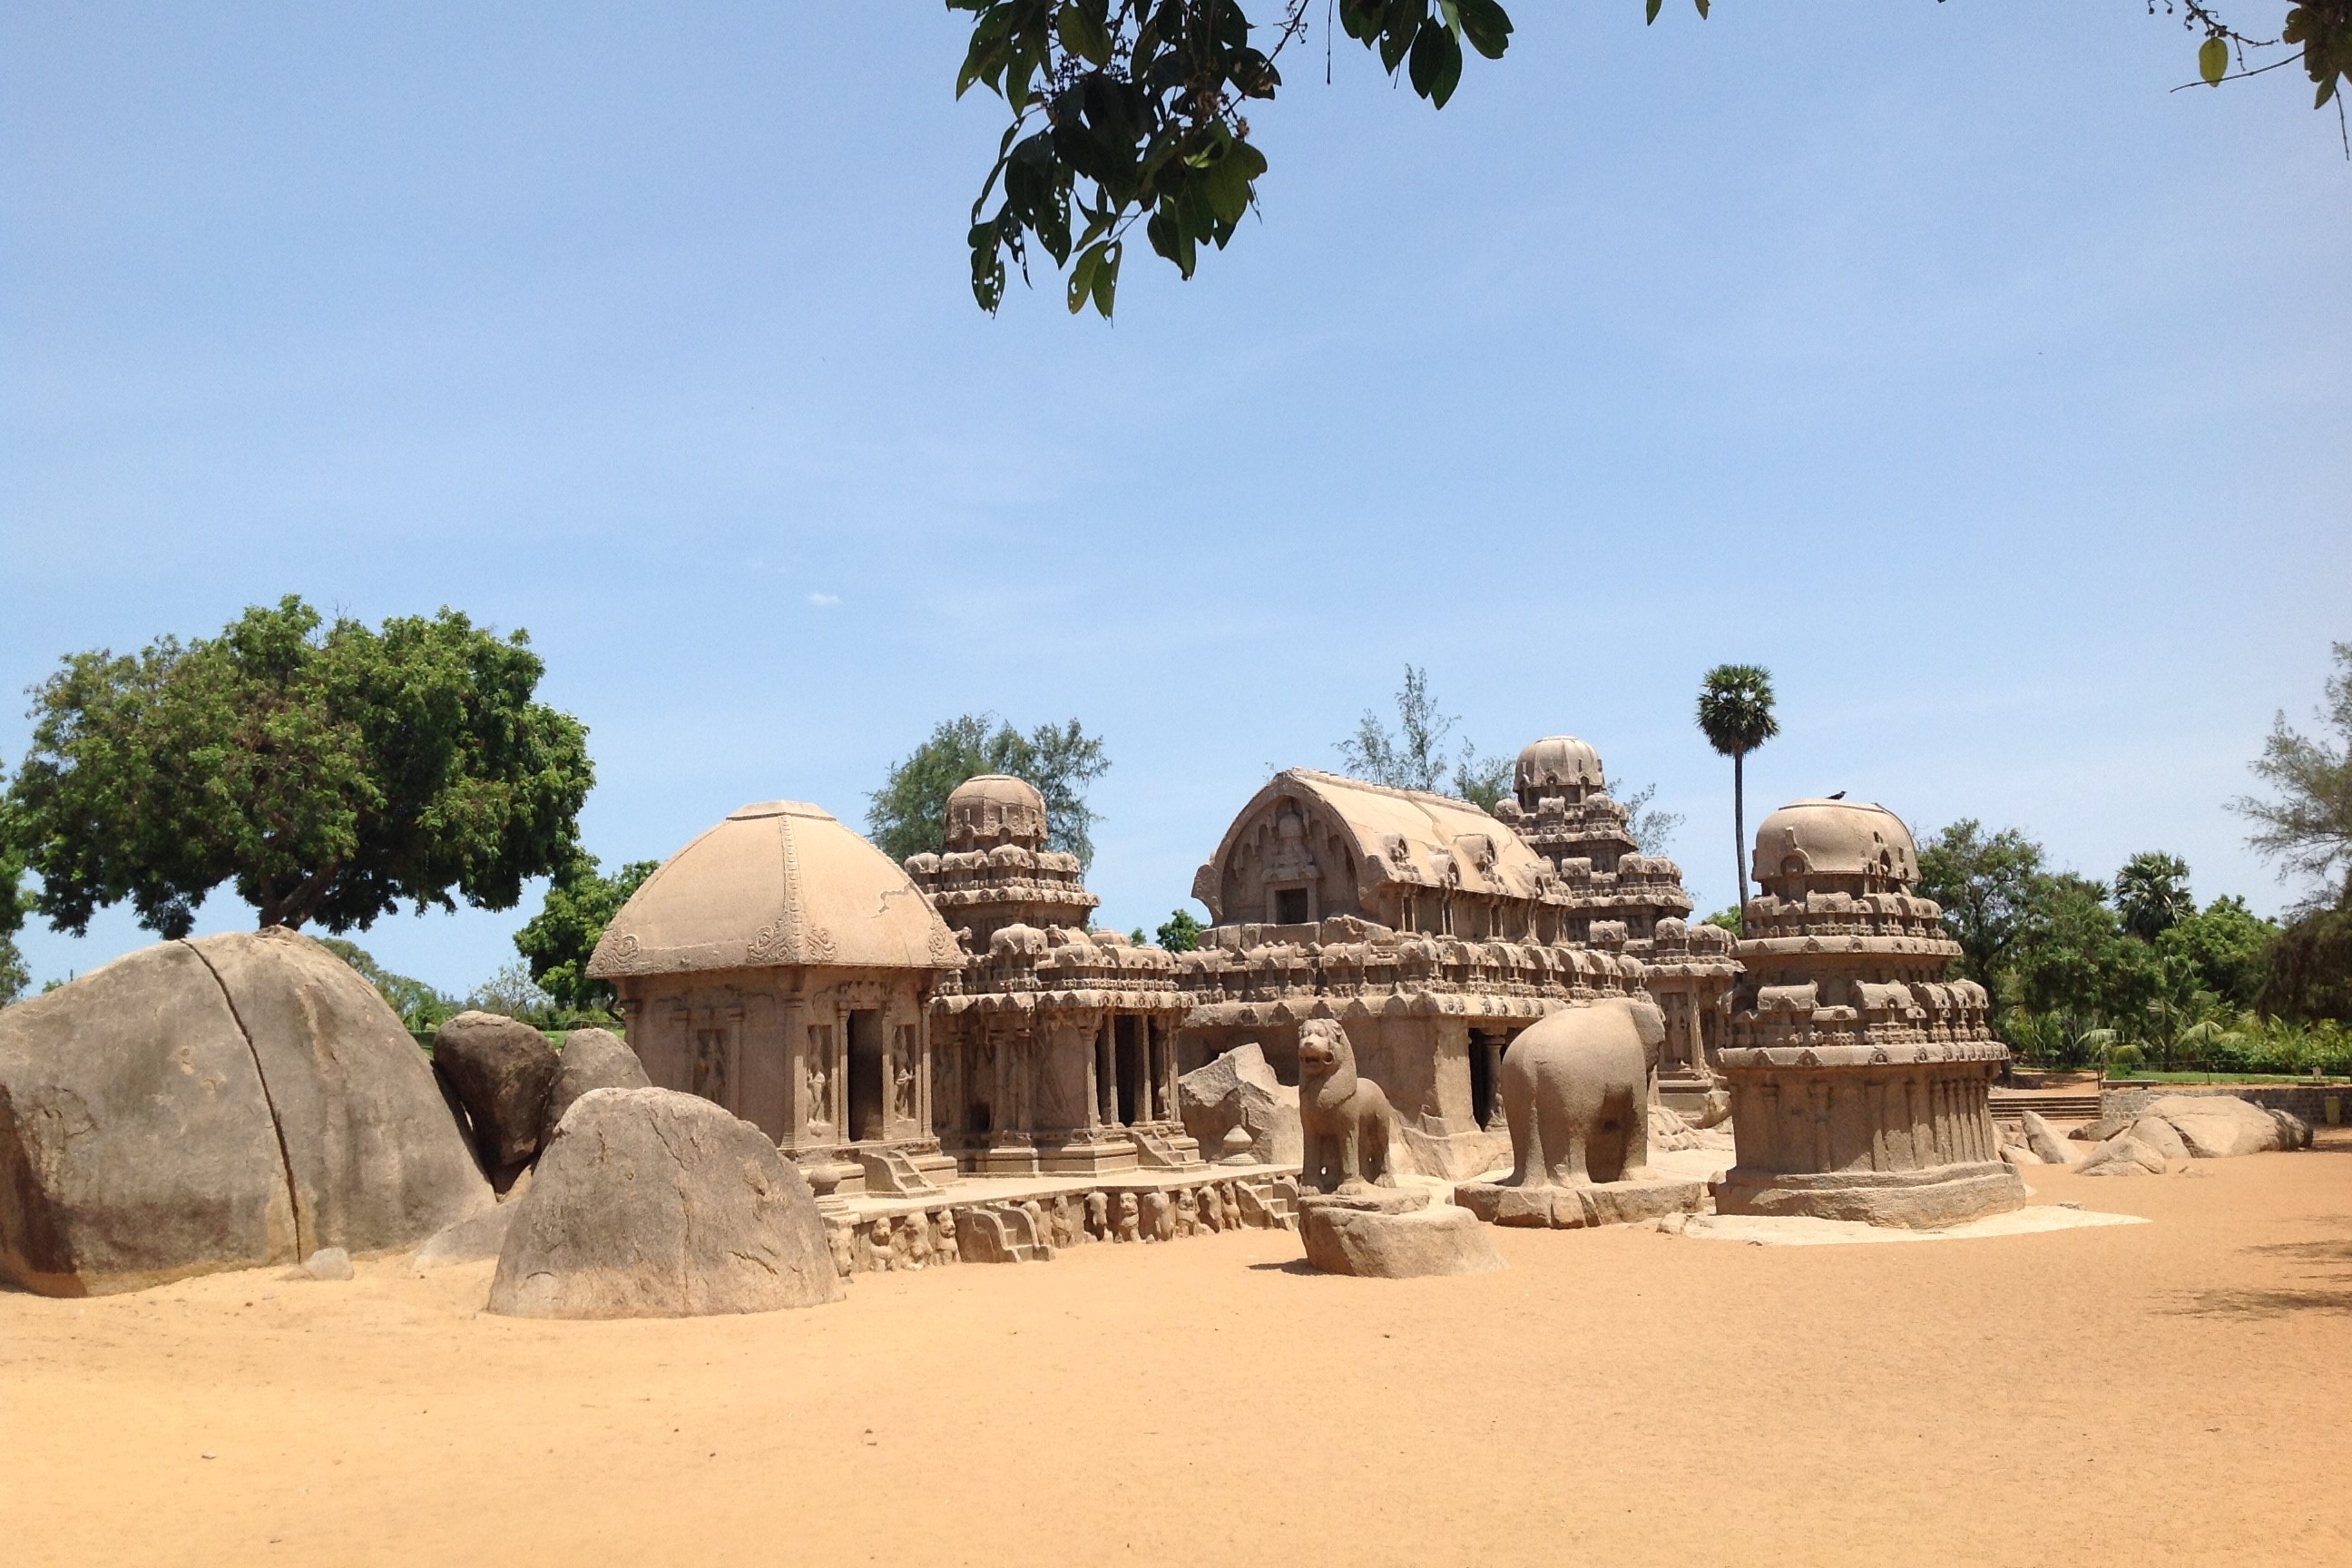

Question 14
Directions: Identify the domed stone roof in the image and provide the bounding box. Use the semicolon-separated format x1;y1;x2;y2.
586;801;957;979
1752;799;1919;887
1514;736;1604;797
945;773;1047;850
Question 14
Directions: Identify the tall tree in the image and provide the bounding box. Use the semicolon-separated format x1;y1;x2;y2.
867;713;1111;866
1618;782;1684;859
513;853;662;1014
948;3;2352;321
2114;851;2197;940
2234;641;2352;915
5;595;593;938
1694;663;1779;930
1916;820;2048;986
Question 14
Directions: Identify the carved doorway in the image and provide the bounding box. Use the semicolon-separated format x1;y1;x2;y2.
847;1008;886;1142
1114;1014;1145;1126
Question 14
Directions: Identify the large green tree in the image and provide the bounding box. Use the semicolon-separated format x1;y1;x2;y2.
0;787;29;1005
1917;819;2047;987
1694;663;1779;929
2235;641;2352;915
1336;664;1514;807
513;853;661;1013
948;2;2352;319
5;595;593;938
867;713;1111;866
2114;850;2197;941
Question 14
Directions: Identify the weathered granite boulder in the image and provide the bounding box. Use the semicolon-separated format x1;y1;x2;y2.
487;1088;841;1319
2078;1134;2167;1177
2146;1094;2283;1158
1999;1143;2043;1167
2130;1114;2190;1162
1298;1189;1504;1279
1177;1044;1302;1167
0;930;492;1297
539;1026;651;1143
433;1011;560;1171
298;1247;354;1281
2070;1114;2137;1143
2268;1107;2314;1150
2020;1111;2079;1165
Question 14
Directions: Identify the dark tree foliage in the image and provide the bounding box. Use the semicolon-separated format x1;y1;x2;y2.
1334;664;1512;808
2171;3;2352;115
1155;907;1203;951
514;854;662;1014
867;713;1112;866
2114;850;2196;941
950;0;1514;317
2234;641;2352;914
1917;819;2047;987
2260;902;2352;1020
5;596;593;938
2159;894;2282;1009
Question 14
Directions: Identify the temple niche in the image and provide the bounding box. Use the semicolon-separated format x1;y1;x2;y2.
1712;798;2024;1228
1180;769;1648;1178
586;800;962;1197
1491;736;1738;1110
907;776;1200;1175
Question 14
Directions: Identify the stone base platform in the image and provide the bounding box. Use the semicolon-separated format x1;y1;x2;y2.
1711;1160;2028;1230
1298;1188;1505;1279
817;1162;1301;1276
1454;1173;1706;1230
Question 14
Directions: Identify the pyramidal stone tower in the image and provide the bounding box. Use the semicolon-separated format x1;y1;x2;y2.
1712;798;2025;1229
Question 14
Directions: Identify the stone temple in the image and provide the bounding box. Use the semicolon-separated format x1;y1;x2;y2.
583;730;1759;1259
1711;798;2025;1228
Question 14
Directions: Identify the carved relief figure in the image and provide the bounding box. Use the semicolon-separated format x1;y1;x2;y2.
862;1216;896;1272
827;1223;854;1278
906;1210;934;1269
1219;1183;1243;1231
1086;1190;1111;1240
892;1059;916;1123
805;1056;833;1128
1296;1019;1397;1193
1174;1187;1200;1237
1114;1191;1141;1242
932;1210;960;1265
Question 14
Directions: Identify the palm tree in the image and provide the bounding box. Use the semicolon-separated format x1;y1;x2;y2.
1696;664;1781;934
2113;850;2195;941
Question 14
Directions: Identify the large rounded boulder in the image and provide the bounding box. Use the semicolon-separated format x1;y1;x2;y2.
0;929;492;1296
538;1026;651;1144
432;1010;562;1171
487;1087;842;1319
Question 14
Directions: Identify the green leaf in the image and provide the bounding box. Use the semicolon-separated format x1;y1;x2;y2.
1090;241;1120;318
1455;0;1513;58
1646;0;1662;22
1379;14;1417;74
2320;74;2339;109
1693;0;1709;16
1409;18;1465;107
1066;240;1104;314
1057;2;1113;68
2200;34;2229;86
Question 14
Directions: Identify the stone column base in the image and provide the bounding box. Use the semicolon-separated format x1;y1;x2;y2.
1455;1174;1705;1230
1298;1189;1504;1279
1712;1161;2027;1230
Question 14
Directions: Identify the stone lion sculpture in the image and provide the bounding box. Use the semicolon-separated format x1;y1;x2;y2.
1297;1019;1396;1193
1497;997;1664;1188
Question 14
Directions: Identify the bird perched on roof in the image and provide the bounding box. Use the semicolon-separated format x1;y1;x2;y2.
1827;790;1846;799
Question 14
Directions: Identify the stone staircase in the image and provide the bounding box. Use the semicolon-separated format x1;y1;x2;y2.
1129;1129;1204;1170
1989;1089;2103;1122
857;1147;945;1197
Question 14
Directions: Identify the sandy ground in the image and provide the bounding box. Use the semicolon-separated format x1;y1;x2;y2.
6;1137;2348;1568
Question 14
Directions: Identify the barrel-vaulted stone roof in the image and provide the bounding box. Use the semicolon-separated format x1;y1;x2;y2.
587;800;958;979
1191;769;1562;923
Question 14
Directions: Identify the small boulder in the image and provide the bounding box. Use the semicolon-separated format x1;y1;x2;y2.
1999;1143;2043;1167
1299;1191;1504;1279
1177;1044;1302;1167
2130;1114;2190;1161
2020;1111;2078;1165
2147;1094;2283;1158
488;1088;842;1319
539;1027;651;1144
2079;1134;2167;1177
2267;1107;2314;1151
299;1247;354;1281
2071;1114;2136;1143
433;1012;561;1171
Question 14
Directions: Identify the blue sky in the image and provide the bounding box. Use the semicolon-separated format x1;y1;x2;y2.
5;3;2347;995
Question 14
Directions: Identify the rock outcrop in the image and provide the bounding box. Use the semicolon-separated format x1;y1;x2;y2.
2130;1114;2190;1162
487;1088;842;1319
2078;1134;2168;1177
2020;1111;2079;1166
0;930;491;1296
2144;1094;2284;1159
538;1026;651;1143
1177;1043;1301;1167
432;1011;561;1171
1298;1189;1504;1279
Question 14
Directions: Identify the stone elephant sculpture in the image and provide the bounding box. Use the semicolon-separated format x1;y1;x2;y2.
1498;997;1664;1188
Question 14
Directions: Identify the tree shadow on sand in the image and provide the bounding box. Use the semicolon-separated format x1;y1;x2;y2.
2161;1220;2352;1319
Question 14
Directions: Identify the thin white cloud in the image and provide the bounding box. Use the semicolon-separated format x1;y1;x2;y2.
806;592;840;608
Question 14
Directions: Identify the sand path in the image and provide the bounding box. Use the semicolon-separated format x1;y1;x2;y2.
6;1136;2348;1566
